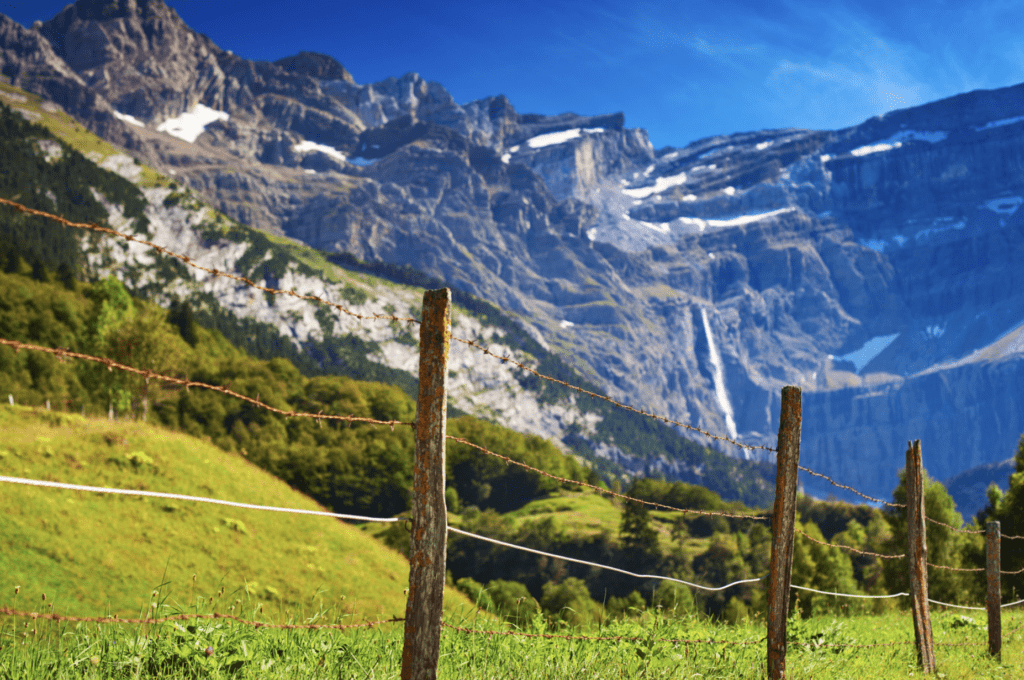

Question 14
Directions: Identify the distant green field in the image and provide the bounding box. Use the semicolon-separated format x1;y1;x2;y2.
0;405;475;622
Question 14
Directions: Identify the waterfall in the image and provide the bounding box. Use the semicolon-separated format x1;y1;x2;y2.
700;307;738;441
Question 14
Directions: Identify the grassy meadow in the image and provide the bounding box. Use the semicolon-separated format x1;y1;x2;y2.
0;405;476;622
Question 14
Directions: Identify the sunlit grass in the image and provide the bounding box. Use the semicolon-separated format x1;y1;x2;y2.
0;405;475;622
1;598;1021;678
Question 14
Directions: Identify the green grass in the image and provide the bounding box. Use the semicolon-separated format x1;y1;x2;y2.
0;405;475;623
1;600;1022;678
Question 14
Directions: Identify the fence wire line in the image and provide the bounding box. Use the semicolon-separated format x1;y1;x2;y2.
0;197;419;327
0;606;403;630
797;464;986;537
797;465;903;508
796;530;906;560
448;527;765;592
0;476;407;524
926;562;984;573
927;600;984;612
924;515;985;535
440;622;764;646
451;336;774;456
0;338;412;430
446;435;769;522
790;584;908;600
1;196;765;459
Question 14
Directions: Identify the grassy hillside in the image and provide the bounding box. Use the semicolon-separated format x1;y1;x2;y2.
0;405;475;621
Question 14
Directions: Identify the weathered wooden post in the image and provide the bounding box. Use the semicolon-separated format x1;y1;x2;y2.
906;439;936;673
401;288;451;680
987;520;1002;660
767;386;801;680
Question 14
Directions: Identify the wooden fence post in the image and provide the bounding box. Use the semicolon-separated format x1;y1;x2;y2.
987;520;1002;660
906;439;936;673
401;288;451;680
767;386;801;680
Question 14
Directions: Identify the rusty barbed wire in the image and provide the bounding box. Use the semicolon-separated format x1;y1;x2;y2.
797;465;904;508
1001;565;1024;576
0;338;412;430
926;563;984;573
0;197;419;326
0;605;402;630
441;621;764;646
791;639;913;649
446;435;769;522
924;516;985;535
1002;533;1024;541
450;336;776;455
796;529;906;560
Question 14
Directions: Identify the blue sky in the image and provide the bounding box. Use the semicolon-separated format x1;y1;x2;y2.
4;0;1024;149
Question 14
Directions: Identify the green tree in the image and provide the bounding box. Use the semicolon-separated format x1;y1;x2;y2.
620;498;662;568
986;435;1024;599
881;467;983;607
606;590;645;619
540;577;602;627
652;580;695;617
790;521;860;617
486;579;541;628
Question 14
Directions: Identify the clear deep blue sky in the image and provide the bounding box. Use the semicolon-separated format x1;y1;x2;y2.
4;0;1024;149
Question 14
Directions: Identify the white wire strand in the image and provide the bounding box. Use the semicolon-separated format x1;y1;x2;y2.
447;526;766;592
927;599;985;611
791;584;908;599
0;476;405;523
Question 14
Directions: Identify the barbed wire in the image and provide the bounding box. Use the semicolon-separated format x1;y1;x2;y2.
0;197;419;326
0;476;407;523
924;515;984;535
446;435;768;521
796;530;906;560
1002;533;1024;541
451;337;776;455
797;465;903;508
448;527;766;592
0;606;403;630
441;622;765;646
792;640;913;649
0;338;412;430
797;464;988;536
1001;565;1024;576
926;562;984;573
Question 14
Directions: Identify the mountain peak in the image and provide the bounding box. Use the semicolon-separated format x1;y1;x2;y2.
274;51;354;84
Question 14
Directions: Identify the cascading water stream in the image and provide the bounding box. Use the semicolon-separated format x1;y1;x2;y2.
700;307;738;442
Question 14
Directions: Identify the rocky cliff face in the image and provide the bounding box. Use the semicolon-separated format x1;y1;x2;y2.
3;0;1023;507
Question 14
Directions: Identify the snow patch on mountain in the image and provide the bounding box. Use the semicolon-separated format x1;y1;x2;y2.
156;104;229;143
113;110;145;127
622;171;688;198
831;334;900;374
292;140;346;162
525;127;604;149
849;130;948;157
975;115;1024;131
982;196;1023;215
